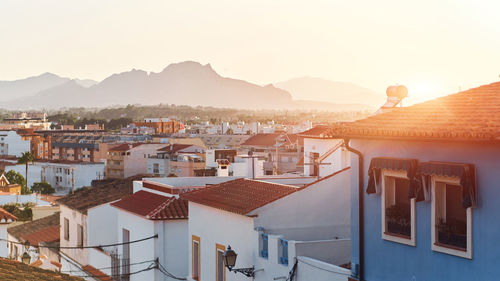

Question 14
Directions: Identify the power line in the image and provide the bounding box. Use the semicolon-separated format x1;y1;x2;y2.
157;262;187;280
1;234;158;249
61;259;156;274
66;262;157;279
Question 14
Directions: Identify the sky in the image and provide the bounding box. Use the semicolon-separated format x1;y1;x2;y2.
1;0;500;102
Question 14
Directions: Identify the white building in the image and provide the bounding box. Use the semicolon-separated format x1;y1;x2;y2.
300;125;350;178
0;130;30;157
110;189;189;281
182;170;351;281
7;161;105;194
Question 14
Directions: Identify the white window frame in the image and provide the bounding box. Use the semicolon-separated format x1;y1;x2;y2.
431;175;472;259
381;169;416;246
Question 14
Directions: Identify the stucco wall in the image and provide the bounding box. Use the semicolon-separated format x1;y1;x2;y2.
59;205;88;267
188;202;255;281
349;139;500;281
253;168;351;240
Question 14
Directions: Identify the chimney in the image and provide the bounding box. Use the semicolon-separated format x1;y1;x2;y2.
374;85;408;115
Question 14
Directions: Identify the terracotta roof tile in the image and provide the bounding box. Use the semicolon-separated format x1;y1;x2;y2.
181;178;297;215
158;144;193;152
328;81;500;142
21;226;60;246
111;191;188;220
8;213;59;243
55;176;140;213
0;258;83;280
299;125;330;137
0;208;17;222
242;133;303;147
82;265;112;281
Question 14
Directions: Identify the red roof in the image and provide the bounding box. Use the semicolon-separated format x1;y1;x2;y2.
0;207;17;222
329;81;500;142
181;178;297;215
242;133;303;147
111;190;188;220
109;143;132;152
159;144;193;153
82;265;112;281
142;181;203;195
299;125;331;138
21;226;60;246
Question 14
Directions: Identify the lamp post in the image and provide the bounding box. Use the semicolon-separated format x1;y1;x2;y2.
222;245;255;278
21;242;30;264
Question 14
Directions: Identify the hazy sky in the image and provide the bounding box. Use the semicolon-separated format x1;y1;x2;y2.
1;0;500;101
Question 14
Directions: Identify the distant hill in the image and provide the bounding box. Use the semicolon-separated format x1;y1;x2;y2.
1;62;378;111
0;73;69;102
275;77;384;107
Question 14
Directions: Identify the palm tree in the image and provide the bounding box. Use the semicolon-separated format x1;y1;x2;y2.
18;152;34;194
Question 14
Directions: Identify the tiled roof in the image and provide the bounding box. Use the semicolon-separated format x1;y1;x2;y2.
299;125;331;137
328;81;500;142
108;143;133;152
181;178;297;215
55;176;139;213
82;265;112;281
8;212;59;243
0;258;83;280
111;191;188;220
158;144;193;153
0;208;17;223
21;226;60;246
242;133;303;147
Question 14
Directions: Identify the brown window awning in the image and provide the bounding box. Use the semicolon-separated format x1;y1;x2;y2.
417;162;477;208
366;157;422;200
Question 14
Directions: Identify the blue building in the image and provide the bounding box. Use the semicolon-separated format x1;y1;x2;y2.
331;81;500;281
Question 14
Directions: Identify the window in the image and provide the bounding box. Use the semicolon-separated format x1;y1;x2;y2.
259;233;268;259
192;235;200;280
77;224;84;247
381;170;416;246
64;218;70;240
278;238;288;265
122;229;130;281
216;244;226;281
432;177;472;259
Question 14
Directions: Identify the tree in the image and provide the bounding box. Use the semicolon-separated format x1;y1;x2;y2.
18;152;34;195
31;182;55;195
4;170;26;188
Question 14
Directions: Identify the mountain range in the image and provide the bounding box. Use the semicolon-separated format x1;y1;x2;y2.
0;61;382;111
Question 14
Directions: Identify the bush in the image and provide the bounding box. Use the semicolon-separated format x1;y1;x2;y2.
31;182;56;195
0;203;33;221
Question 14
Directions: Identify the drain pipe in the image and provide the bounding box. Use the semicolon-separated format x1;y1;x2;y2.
343;138;364;281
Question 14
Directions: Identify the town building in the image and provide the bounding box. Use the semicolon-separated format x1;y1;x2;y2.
133;118;182;135
148;144;206;177
0;112;51;131
241;133;303;175
106;143;167;179
182;171;351;281
329;81;500;281
7;212;60;265
0;208;17;258
0;130;30;157
299;125;350;178
55;176;137;278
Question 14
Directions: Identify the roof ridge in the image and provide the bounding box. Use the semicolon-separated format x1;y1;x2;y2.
146;196;175;219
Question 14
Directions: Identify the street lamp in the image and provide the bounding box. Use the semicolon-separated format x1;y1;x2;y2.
222;245;255;278
21;241;30;264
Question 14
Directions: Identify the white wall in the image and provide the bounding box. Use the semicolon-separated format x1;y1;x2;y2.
303;138;349;177
296;256;350;281
59;205;88;267
252;168;351;240
188;202;255;281
7;163;42;190
0;131;30;157
117;208;157;281
159;219;189;281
